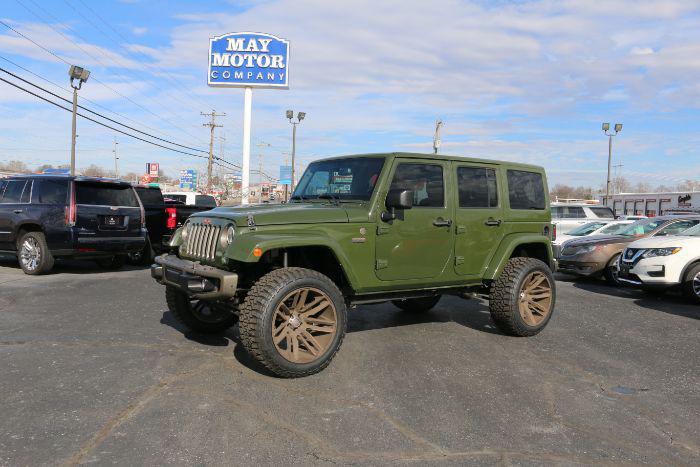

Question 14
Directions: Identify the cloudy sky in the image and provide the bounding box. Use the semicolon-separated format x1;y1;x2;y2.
1;0;699;188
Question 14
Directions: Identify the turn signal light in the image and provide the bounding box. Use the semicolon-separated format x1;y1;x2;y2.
253;247;263;257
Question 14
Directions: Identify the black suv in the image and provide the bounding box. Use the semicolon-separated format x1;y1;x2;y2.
0;175;147;274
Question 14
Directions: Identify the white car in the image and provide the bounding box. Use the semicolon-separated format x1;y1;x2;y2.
618;223;700;301
553;220;633;259
551;203;615;234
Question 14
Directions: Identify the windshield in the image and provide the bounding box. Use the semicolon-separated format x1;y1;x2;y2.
568;222;607;236
618;219;664;236
292;157;385;201
598;223;631;235
680;223;700;236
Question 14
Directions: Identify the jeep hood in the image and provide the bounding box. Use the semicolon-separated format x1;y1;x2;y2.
191;203;349;226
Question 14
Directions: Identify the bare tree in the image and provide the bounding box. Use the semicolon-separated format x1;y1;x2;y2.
82;164;106;177
0;160;30;173
677;179;700;192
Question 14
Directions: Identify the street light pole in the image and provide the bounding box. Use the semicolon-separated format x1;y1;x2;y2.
286;110;305;200
68;65;90;176
602;122;623;198
113;137;119;179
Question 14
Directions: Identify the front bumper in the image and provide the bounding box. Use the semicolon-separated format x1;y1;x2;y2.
619;257;678;287
557;260;605;276
151;254;238;299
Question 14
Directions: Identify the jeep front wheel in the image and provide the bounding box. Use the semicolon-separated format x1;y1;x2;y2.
489;257;555;336
239;267;347;378
165;286;238;334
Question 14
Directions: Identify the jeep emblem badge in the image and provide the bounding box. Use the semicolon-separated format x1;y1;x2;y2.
203;218;212;225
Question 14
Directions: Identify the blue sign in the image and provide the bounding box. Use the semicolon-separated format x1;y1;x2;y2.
208;32;290;89
179;169;198;190
42;168;70;174
279;165;292;185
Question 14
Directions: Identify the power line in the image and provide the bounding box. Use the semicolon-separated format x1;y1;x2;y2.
0;66;208;154
1;9;208;145
0;75;209;160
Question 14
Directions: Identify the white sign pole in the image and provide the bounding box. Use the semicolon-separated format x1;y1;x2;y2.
241;86;252;205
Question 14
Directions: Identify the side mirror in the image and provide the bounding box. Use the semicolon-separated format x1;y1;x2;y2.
382;189;413;222
386;189;413;210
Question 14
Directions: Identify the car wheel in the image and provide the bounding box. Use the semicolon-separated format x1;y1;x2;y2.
489;257;556;336
96;256;126;270
392;295;441;313
239;267;347;378
681;262;700;303
165;286;238;333
604;253;622;285
17;231;54;275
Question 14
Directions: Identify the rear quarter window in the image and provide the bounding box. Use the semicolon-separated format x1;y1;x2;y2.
135;187;164;206
33;179;69;204
590;207;614;218
507;170;545;210
195;195;217;208
76;183;139;207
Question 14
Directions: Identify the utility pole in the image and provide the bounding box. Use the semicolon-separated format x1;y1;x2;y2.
202;110;225;193
433;119;443;154
68;65;90;176
112;137;119;179
602;123;623;198
256;142;270;203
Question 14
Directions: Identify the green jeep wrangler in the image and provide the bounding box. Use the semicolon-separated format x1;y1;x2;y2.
152;153;555;377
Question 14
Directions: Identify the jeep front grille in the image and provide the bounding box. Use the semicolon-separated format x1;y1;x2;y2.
183;223;220;261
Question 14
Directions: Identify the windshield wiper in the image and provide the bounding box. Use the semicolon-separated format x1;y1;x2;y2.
318;193;341;205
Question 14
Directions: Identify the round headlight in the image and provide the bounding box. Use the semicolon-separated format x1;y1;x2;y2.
221;224;235;247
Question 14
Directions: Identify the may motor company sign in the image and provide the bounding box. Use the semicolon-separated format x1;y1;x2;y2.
208;32;290;88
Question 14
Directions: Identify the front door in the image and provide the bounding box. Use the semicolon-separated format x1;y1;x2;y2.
375;159;453;281
452;164;505;276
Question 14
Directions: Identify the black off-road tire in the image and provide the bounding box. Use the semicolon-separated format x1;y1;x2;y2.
17;231;54;275
239;267;347;378
96;255;126;270
165;286;238;334
603;253;622;285
392;295;441;313
681;262;700;303
489;257;556;337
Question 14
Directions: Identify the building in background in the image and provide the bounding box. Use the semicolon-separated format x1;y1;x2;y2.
601;192;700;217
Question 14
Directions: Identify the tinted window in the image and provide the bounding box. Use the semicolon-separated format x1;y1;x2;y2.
590;206;614;218
195;195;217;207
135;187;164;206
389;163;444;207
0;180;6;197
655;220;699;236
164;194;187;204
20;180;32;203
457;167;498;208
1;180;27;203
75;183;138;207
33;179;69;204
507;170;545;210
551;206;585;219
619;219;664;236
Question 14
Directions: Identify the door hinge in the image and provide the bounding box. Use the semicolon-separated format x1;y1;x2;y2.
455;256;465;265
377;225;390;235
456;225;466;234
376;258;388;269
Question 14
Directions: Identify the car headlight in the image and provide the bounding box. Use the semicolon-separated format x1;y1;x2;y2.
642;247;681;258
181;221;189;239
220;224;235;247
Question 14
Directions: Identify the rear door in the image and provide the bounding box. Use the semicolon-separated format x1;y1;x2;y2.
375;159;454;281
0;179;29;250
453;163;505;277
74;181;142;238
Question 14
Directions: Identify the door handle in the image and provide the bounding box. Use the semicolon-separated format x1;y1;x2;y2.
433;218;452;227
484;218;502;226
13;209;23;214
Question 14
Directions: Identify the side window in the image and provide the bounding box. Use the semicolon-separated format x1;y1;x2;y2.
0;180;27;203
389;163;444;207
0;180;7;198
507;170;545;210
656;220;698;236
568;206;585;219
33;179;70;204
457;166;498;208
20;180;33;203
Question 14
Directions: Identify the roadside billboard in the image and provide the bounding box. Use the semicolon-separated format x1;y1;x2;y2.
208;32;290;89
147;163;159;177
179;169;198;190
279;165;292;185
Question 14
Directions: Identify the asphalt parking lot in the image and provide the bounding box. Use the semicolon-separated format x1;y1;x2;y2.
0;257;698;466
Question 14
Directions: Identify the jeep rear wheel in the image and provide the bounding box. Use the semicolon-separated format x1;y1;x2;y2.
165;286;238;334
489;257;555;336
239;267;347;378
392;295;441;313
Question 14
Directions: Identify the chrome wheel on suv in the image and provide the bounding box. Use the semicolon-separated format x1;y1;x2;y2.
17;231;54;275
19;237;41;272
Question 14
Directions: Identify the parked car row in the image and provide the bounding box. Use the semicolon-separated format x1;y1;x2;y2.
0;174;215;274
554;214;700;301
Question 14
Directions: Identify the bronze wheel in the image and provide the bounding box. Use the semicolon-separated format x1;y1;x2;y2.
489;257;556;336
272;287;337;364
517;271;553;326
239;267;347;378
